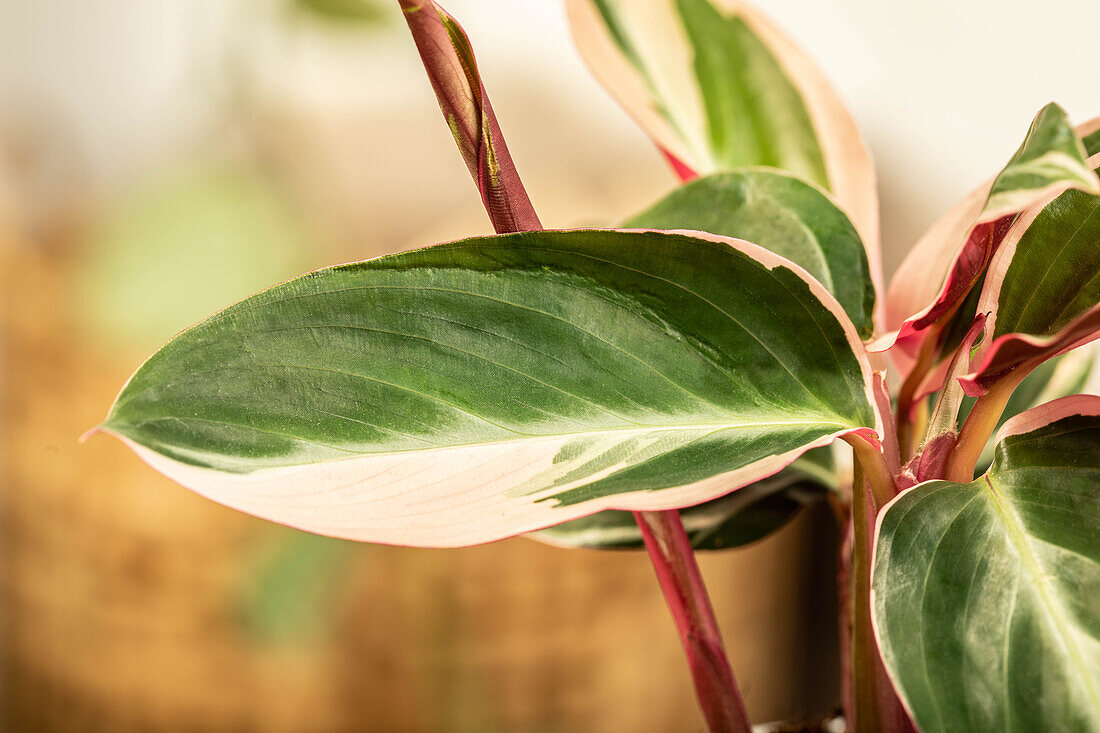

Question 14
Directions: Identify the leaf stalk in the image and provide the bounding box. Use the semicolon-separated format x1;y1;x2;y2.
633;510;753;733
842;434;897;510
945;370;1025;482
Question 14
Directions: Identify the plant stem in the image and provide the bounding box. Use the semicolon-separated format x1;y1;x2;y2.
842;434;896;509
633;510;752;733
848;463;879;733
895;324;943;461
843;464;915;733
944;371;1024;482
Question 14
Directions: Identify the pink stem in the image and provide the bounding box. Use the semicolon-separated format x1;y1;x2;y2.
633;510;753;733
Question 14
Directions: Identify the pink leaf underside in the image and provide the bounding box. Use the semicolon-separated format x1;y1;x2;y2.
960;305;1100;397
882;119;1100;366
101;229;885;548
994;393;1100;440
400;0;541;234
565;0;881;308
872;371;902;476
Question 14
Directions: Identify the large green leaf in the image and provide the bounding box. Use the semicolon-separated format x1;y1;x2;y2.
872;396;1100;732
99;229;878;547
961;154;1100;396
535;168;872;552
627;169;875;338
534;447;834;550
566;0;880;283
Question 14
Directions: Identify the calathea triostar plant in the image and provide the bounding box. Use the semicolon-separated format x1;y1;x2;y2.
90;0;1100;730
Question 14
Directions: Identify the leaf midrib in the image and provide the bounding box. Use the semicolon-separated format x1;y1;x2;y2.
118;413;854;467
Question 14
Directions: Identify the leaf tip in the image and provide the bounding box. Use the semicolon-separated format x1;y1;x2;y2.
79;425;107;444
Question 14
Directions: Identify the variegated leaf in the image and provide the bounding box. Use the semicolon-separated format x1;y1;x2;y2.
96;229;880;548
534;447;834;550
885;105;1099;364
566;0;880;294
872;396;1100;732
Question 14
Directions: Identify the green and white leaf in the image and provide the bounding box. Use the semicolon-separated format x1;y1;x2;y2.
566;0;880;279
99;229;878;548
534;446;835;550
537;169;870;552
981;166;1100;338
627;169;875;338
573;0;825;183
872;396;1100;732
981;104;1099;221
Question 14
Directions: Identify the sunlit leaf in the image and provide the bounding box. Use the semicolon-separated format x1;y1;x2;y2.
873;396;1100;732
98;229;879;547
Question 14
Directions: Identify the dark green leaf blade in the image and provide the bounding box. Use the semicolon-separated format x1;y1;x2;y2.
99;229;878;547
627;169;875;338
873;396;1100;732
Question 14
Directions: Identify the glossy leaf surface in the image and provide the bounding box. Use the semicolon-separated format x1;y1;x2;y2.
873;396;1100;732
627;169;875;338
101;229;878;547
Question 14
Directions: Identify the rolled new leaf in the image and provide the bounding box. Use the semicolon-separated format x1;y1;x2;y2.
399;0;540;233
872;395;1100;732
885;105;1099;362
566;0;880;291
98;229;879;547
960;153;1100;396
627;169;875;338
